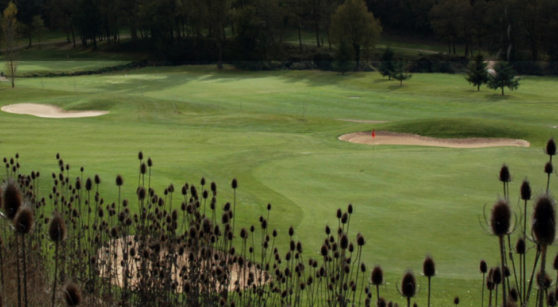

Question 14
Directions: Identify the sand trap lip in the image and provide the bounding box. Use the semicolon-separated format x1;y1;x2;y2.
2;103;108;118
339;119;389;124
339;131;530;148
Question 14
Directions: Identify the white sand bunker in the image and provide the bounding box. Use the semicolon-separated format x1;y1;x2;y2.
2;103;108;118
339;131;530;148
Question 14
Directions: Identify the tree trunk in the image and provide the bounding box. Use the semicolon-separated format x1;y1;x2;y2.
501;86;504;96
298;27;302;52
477;84;480;91
315;20;320;47
71;23;76;47
353;44;360;71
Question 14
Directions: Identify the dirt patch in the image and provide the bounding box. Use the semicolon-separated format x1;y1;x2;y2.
0;76;8;82
339;131;530;148
98;236;269;293
338;119;389;124
1;103;108;118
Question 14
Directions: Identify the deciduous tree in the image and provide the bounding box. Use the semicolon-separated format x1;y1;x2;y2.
330;0;381;71
2;1;18;88
333;39;355;75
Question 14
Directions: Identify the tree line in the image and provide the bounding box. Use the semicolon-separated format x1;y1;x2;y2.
370;0;558;63
1;0;558;73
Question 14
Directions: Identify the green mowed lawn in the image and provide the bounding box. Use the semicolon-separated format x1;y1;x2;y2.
0;66;557;305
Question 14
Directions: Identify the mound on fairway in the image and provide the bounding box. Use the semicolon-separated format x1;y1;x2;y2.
1;103;108;118
339;131;530;148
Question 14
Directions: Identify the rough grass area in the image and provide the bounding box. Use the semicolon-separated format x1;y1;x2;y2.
0;65;557;306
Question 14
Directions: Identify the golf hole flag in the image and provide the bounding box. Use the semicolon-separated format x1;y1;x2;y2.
372;129;376;138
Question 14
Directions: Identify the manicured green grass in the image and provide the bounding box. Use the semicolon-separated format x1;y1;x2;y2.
0;66;557;306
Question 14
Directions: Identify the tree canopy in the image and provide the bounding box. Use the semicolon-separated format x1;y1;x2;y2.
487;61;520;95
466;54;489;91
330;0;381;71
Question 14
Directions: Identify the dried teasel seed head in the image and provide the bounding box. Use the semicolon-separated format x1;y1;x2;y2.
454;296;460;305
378;298;387;307
85;178;93;191
4;180;22;220
14;207;34;235
509;287;519;302
422;255;436;277
49;213;66;242
138;151;143;160
545;162;554;175
356;234;365;246
340;234;349;250
499;164;511;183
490;199;511;236
147;157;152;167
231;178;238;189
548;290;557;307
492;267;502;285
480;260;488;273
516;238;526;255
115;175;124;187
521;179;532;201
401;270;417;298
371;265;383;286
547;138;557;156
63;283;81;306
532;194;556;246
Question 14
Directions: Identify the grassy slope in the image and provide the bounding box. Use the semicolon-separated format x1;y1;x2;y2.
0;66;557;306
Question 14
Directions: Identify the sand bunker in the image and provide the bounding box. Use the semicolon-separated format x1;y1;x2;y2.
0;76;8;82
339;131;530;148
1;103;108;118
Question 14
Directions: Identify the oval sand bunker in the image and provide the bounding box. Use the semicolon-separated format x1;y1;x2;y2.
339;131;530;148
2;103;108;118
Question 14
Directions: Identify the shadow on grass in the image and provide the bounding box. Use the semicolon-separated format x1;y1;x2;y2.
485;93;513;101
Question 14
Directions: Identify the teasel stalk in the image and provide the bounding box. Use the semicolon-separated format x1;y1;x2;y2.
516;238;526;305
371;265;383;306
490;199;512;307
423;255;436;307
520;179;531;304
14;207;33;307
545;138;556;192
480;260;488;307
49;213;66;307
400;270;417;307
530;194;556;307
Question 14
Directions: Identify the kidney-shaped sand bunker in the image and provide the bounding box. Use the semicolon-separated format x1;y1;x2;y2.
339;131;530;148
1;103;108;118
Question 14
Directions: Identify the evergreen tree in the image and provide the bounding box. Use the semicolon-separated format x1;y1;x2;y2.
487;61;520;95
466;53;489;91
392;60;412;86
333;39;355;75
379;47;395;80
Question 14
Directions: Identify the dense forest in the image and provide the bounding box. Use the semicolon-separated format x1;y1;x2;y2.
1;0;558;73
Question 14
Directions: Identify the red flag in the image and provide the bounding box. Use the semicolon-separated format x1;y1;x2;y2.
372;129;376;138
